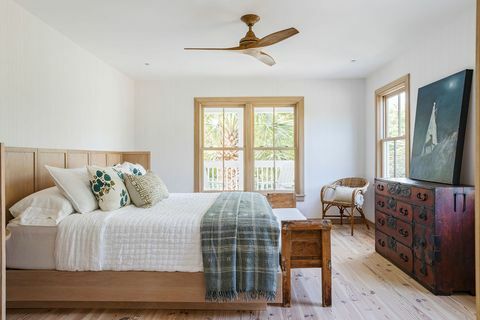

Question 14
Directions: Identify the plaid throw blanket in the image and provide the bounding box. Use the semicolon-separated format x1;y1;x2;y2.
201;192;280;302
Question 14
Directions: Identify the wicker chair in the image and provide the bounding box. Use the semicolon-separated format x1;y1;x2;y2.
321;177;370;235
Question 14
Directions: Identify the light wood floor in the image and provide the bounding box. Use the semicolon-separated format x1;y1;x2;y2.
7;225;476;320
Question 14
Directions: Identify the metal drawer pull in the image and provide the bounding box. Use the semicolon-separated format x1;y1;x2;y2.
416;192;428;201
377;218;385;226
377;201;385;208
418;207;428;220
399;228;409;237
377;184;385;191
416;238;426;248
387;198;397;210
399;253;409;262
377;239;386;247
399;207;409;216
420;265;427;276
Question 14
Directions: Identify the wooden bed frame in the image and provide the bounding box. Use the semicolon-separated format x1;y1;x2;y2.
1;145;282;310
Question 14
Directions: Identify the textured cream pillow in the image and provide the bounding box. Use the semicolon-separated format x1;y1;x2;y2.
87;166;130;211
333;186;354;202
124;172;169;208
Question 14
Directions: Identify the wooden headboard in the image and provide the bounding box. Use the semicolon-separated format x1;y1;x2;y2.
1;146;151;223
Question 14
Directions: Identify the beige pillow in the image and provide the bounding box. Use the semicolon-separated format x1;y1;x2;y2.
124;172;169;208
87;166;130;211
333;186;354;202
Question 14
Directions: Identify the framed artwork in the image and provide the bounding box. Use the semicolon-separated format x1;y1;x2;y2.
410;69;473;184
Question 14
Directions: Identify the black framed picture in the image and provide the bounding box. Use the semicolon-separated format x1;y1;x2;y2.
410;69;473;185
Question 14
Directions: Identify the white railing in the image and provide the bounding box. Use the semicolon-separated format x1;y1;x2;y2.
203;160;294;191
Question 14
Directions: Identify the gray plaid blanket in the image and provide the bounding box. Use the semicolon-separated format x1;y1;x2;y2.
201;192;280;302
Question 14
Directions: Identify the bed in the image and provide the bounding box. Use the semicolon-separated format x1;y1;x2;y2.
2;146;282;310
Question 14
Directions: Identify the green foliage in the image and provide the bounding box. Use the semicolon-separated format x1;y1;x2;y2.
203;108;295;161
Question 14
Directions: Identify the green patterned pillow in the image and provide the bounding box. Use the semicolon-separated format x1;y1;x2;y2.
124;172;169;208
87;166;130;211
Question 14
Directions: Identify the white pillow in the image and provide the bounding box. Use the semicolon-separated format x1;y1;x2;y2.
113;162;147;180
333;186;354;202
9;187;74;226
87;166;131;211
45;166;99;214
333;186;364;206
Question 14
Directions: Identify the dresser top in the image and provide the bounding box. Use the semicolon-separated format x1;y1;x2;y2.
375;177;473;189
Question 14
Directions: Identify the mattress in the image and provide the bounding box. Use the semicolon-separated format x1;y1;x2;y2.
7;192;283;272
6;222;57;269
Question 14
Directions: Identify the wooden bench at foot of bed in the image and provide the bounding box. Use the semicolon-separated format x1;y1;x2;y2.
6;270;283;310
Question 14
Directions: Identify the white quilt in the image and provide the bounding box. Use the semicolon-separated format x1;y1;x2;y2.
55;193;219;272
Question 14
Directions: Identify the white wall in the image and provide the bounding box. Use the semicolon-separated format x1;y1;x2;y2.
135;77;365;218
363;9;476;221
0;0;135;150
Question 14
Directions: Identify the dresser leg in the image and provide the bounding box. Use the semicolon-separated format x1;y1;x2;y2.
322;229;332;307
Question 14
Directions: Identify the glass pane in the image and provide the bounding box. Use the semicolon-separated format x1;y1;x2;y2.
383;141;395;178
386;95;400;138
275;150;295;191
254;108;274;148
395;139;406;178
254;150;275;190
383;140;406;178
204;108;223;147
275;107;295;148
224;150;244;191
224;108;244;148
203;150;223;191
399;92;406;136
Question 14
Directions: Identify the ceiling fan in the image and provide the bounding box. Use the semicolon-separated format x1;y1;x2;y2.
185;14;299;66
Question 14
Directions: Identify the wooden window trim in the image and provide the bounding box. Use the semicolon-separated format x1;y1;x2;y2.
375;75;411;178
194;97;304;201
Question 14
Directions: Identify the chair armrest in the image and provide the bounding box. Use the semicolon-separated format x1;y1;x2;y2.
320;185;336;202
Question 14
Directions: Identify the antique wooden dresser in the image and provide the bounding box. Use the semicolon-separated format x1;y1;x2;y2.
374;177;474;295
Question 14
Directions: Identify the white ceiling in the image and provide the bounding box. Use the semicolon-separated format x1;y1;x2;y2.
15;0;474;80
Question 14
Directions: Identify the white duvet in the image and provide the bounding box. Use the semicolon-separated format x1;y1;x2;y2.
55;193;219;272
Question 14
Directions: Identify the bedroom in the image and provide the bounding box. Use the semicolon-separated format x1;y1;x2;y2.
0;0;478;319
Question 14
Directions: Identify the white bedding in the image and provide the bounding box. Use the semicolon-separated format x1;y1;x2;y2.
55;193;219;272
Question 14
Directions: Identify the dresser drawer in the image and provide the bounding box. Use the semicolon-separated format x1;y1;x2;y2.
376;195;413;223
414;258;435;289
376;195;399;215
376;230;413;274
413;206;435;226
410;187;434;207
375;181;389;196
375;230;390;259
375;211;389;235
389;239;413;274
381;214;412;247
392;201;413;223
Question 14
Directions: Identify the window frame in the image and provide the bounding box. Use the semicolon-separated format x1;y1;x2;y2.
375;75;411;178
194;97;304;200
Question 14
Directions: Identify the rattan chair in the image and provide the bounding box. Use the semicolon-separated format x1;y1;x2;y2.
321;177;370;235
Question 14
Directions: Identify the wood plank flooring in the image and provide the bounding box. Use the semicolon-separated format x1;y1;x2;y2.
7;225;476;320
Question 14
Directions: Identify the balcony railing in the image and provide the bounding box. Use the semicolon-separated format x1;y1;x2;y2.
203;160;294;191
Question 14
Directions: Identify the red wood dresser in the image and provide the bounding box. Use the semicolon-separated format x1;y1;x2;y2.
374;177;475;295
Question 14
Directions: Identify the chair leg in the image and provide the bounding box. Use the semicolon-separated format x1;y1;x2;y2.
339;207;344;225
350;208;354;236
321;203;325;219
357;207;370;230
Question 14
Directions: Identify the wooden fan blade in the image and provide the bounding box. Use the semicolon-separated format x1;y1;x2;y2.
184;46;243;51
242;50;276;66
247;27;299;49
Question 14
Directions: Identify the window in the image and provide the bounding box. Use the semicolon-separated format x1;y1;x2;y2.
195;97;304;198
376;75;410;178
